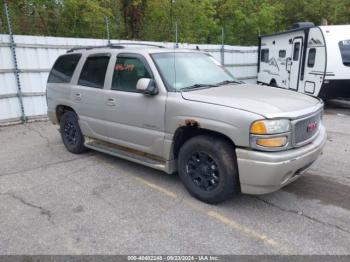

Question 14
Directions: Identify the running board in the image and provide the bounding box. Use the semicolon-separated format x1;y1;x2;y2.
84;137;168;172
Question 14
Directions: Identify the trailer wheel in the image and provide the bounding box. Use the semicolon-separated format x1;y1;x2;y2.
270;79;278;87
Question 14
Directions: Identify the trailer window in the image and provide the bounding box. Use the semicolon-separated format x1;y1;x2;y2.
307;48;316;67
293;43;300;61
339;40;350;67
261;49;269;63
279;50;286;58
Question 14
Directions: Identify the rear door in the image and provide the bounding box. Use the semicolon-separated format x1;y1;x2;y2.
289;38;303;90
70;53;111;140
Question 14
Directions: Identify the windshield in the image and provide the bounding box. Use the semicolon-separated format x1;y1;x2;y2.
339;40;350;67
151;52;237;91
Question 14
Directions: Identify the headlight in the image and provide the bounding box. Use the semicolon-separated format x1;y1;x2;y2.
250;119;291;134
250;119;291;151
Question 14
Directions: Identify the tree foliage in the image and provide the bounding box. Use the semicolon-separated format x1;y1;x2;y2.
1;0;350;45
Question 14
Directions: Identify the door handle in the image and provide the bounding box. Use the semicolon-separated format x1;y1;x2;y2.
106;98;116;106
74;93;82;101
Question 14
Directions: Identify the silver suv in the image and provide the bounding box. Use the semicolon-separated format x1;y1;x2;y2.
47;44;326;203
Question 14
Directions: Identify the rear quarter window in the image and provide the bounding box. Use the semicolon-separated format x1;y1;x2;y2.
48;54;81;83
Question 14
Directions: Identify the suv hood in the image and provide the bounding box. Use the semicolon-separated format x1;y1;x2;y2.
181;84;322;118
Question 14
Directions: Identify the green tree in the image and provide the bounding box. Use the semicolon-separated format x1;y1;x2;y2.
1;0;350;45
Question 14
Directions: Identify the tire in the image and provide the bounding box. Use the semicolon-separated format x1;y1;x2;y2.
270;80;278;87
178;135;239;204
60;111;88;154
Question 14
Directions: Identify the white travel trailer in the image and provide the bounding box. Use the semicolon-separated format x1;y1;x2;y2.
257;23;350;100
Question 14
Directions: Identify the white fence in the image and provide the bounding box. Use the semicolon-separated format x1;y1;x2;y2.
0;34;258;124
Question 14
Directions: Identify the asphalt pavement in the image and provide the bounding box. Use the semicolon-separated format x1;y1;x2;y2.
0;105;349;255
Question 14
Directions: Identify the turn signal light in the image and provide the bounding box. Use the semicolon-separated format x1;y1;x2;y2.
256;137;287;147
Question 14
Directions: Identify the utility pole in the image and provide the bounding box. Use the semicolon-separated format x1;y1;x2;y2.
105;16;111;45
221;27;225;65
175;21;178;48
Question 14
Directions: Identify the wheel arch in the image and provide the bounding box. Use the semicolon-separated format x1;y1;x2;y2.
172;125;236;160
270;79;278;87
56;105;77;123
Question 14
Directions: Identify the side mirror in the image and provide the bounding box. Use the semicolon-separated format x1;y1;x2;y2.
136;78;158;95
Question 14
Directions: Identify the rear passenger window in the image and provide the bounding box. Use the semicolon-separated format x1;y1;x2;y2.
48;54;81;83
112;57;151;92
78;55;110;88
307;48;316;67
261;49;269;63
279;50;286;58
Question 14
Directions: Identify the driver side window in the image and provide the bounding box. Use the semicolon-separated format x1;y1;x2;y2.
112;56;151;92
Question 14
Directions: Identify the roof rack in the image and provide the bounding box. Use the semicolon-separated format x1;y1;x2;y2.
66;43;165;53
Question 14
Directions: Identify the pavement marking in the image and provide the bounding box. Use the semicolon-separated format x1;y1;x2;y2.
134;176;178;199
132;174;281;250
206;210;278;248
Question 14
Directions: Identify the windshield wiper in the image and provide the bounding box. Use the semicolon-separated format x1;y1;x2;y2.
216;80;242;86
180;83;218;91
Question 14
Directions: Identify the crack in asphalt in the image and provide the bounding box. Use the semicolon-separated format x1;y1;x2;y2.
0;153;96;178
0;192;54;225
253;196;350;235
26;124;51;148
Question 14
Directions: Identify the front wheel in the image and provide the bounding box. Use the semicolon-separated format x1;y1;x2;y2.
178;135;240;204
60;111;88;154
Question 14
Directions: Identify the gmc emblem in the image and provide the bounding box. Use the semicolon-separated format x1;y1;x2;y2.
307;122;318;133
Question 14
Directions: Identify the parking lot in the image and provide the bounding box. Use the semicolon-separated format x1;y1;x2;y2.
0;104;349;255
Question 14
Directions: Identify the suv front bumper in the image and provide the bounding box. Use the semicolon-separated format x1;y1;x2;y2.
236;125;327;195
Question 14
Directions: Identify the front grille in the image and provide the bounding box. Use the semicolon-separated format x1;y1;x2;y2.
293;111;321;146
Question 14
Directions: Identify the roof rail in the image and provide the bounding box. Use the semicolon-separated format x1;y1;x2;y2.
110;43;165;48
66;42;165;53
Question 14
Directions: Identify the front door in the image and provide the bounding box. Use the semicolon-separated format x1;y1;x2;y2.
289;38;303;90
104;53;166;157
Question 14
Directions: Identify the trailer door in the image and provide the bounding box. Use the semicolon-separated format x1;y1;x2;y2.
289;38;303;90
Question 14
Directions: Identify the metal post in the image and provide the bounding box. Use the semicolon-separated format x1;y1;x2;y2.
4;1;26;123
105;17;111;45
175;21;178;48
220;27;225;65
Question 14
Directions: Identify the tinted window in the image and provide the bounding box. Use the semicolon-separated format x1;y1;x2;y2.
339;40;350;67
48;54;81;83
279;50;286;58
293;42;301;61
307;48;316;67
112;57;151;92
78;56;110;88
261;49;269;63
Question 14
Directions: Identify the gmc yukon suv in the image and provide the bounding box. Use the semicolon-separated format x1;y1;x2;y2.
46;44;326;204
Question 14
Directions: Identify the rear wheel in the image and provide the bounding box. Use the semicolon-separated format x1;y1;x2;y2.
60;111;88;154
178;135;239;204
